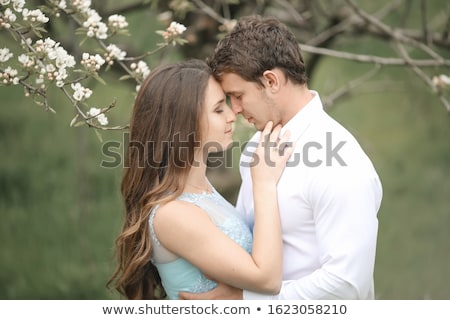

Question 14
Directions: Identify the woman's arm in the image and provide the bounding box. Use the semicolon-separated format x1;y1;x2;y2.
154;122;292;294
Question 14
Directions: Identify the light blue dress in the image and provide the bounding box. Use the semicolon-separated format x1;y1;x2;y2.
149;188;253;300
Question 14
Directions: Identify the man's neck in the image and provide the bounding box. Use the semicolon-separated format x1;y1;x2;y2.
280;85;313;126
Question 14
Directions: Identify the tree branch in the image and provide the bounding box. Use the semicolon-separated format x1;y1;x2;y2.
299;43;450;67
323;64;381;109
395;41;450;112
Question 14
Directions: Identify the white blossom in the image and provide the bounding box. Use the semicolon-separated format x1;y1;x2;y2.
71;82;92;101
108;14;128;30
55;67;67;87
21;37;32;47
432;74;450;89
57;0;67;10
83;9;108;39
45;63;56;73
87;107;108;126
29;38;74;88
104;44;126;65
18;54;34;68
35;75;44;85
12;0;25;13
1;66;19;85
71;0;91;14
53;46;76;68
159;21;186;45
81;52;105;72
130;60;150;79
1;8;17;29
96;113;108;126
167;21;186;35
0;48;13;62
22;8;49;24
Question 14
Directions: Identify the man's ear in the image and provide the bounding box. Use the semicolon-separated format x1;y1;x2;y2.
262;69;281;93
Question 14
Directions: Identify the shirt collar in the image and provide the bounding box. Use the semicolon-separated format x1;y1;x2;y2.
280;90;323;143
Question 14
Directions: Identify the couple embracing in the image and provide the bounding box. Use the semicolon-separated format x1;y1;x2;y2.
108;15;383;300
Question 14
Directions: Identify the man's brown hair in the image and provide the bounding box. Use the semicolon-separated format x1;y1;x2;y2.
208;15;308;87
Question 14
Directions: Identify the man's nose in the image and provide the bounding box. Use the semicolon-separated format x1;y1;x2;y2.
231;101;242;115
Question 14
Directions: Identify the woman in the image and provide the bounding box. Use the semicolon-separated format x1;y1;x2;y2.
108;59;293;299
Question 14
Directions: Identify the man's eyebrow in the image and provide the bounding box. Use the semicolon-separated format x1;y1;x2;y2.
225;91;240;95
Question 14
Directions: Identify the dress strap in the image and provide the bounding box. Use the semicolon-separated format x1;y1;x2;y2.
149;204;161;246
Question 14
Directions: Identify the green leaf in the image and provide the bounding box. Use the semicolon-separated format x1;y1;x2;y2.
95;129;103;143
34;26;48;34
73;121;86;127
119;75;132;81
70;114;79;127
47;106;56;114
31;28;43;38
175;38;188;46
79;36;89;46
93;74;107;85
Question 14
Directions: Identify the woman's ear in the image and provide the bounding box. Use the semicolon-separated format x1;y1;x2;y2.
262;69;281;93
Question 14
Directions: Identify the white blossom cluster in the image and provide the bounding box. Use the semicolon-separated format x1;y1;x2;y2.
108;14;128;33
131;60;151;92
432;74;450;90
70;0;91;13
33;38;76;88
81;52;106;73
87;107;108;126
104;44;126;65
130;61;150;81
1;66;19;84
0;0;25;13
159;21;187;45
166;21;187;36
0;47;13;62
22;8;49;24
83;9;108;39
0;7;17;28
0;0;187;129
18;53;34;68
0;48;19;84
71;82;92;101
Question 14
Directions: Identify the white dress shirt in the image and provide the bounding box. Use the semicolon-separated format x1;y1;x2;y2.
237;91;383;300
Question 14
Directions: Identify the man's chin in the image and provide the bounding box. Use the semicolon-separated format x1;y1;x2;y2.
254;123;265;131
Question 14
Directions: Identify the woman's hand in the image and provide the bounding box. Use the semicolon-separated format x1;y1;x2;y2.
251;121;294;186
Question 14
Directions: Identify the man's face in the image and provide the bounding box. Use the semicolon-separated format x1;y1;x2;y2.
220;72;278;131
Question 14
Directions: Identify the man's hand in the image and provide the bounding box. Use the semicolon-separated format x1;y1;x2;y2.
178;282;243;300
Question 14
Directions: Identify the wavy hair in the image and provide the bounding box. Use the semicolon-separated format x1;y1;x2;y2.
107;59;211;299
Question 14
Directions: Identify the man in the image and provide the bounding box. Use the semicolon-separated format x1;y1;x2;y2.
180;15;382;300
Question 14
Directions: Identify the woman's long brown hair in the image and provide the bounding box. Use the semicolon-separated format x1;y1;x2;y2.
107;60;211;299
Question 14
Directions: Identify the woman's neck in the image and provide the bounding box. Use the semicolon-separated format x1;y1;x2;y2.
184;151;211;193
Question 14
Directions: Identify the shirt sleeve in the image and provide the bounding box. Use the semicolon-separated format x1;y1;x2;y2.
243;168;382;300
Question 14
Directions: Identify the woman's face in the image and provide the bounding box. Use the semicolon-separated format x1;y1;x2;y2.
200;76;236;154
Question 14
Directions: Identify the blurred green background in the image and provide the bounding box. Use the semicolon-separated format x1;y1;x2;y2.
1;0;449;299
